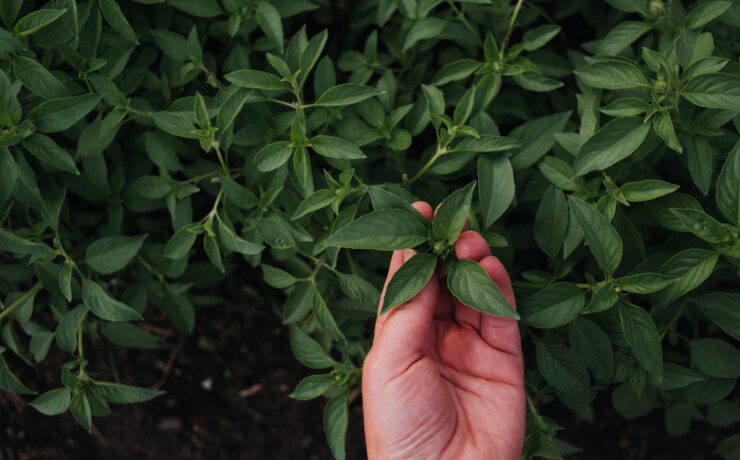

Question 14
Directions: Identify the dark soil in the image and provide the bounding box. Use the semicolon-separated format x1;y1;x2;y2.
0;293;732;460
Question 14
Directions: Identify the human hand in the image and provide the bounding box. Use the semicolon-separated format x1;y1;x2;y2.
362;201;525;460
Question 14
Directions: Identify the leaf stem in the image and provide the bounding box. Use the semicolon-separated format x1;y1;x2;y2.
500;0;525;59
0;282;42;323
77;322;85;359
213;143;230;176
409;145;446;184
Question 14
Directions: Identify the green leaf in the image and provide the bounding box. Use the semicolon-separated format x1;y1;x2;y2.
0;228;51;255
221;176;258;210
312;287;345;342
611;382;656;419
478;154;514;228
255;1;284;53
218;218;263;255
568;317;614;382
619;303;662;380
509;112;571;170
520;25;561;51
583;282;620;314
596;21;652;55
224;69;288;90
324;209;429;250
716;141;739;225
538;156;581;191
655;363;703;390
682;74;740;110
324;392;349;460
684;1;732;29
575;59;649;89
691;293;740;340
262;265;298;289
55;305;88;354
164;224;201;259
600;97;652;117
290;373;334;400
620;180;679;202
431;59;481;86
691;339;740;378
403;17;446;51
568;196;623;276
454;135;519;153
670;208;731;243
70;392;91;432
682;57;728;81
27;94;102;133
13;8;66;37
337;273;380;307
447;259;519;319
523;283;585;329
535;341;590;393
100;0;138;44
381;253;437;313
91;381;164;403
82;279;142;322
22;133;79;174
534;186;568;258
653;249;719;307
685;136;712;195
311;135;366;160
85;235;147;274
652;111;682;153
0;353;35;394
716;435;740;460
293;189;336;219
617;273;676;294
203;233;225;273
101;323;164;350
168;0;223;17
512;72;563;92
432;182;476;245
314;84;383;107
573;117;650;176
300;30;328;82
289;325;336;369
0;69;21;127
30;388;71;415
453;86;476;125
254;141;293;171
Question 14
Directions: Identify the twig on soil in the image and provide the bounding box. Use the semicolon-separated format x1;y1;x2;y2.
152;337;185;390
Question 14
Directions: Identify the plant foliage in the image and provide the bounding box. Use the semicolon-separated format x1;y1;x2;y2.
0;0;739;457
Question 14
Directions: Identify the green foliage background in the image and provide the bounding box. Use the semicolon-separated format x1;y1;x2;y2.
0;0;739;457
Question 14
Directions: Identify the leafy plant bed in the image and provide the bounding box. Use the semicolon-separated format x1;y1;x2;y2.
1;0;739;458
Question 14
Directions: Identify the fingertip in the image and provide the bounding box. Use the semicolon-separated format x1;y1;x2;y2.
412;201;433;221
454;231;491;261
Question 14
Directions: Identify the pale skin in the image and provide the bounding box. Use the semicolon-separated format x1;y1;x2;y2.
362;201;526;460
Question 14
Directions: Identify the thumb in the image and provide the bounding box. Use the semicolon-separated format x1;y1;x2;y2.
372;250;439;362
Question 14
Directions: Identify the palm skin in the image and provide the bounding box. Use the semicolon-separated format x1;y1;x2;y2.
363;202;525;460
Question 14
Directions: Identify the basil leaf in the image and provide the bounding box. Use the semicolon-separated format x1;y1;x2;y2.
324;209;429;250
447;259;519;319
381;253;437;313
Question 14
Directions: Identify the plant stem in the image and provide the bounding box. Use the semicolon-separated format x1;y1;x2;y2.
409;146;446;184
77;322;85;359
446;0;479;39
500;0;525;59
213;143;230;176
0;282;42;323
